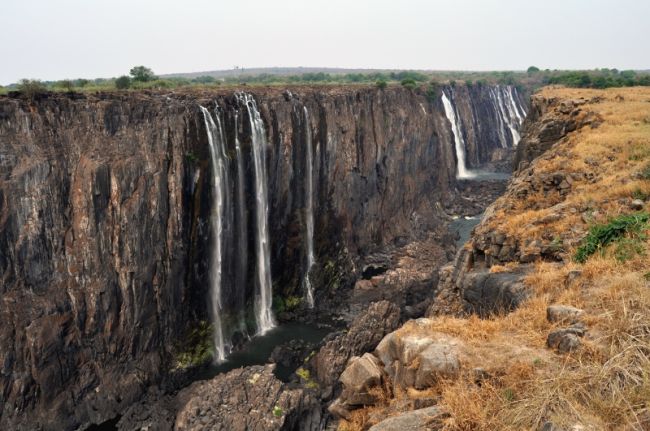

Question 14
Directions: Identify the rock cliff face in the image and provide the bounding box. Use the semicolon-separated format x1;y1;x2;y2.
444;84;527;171
428;92;603;317
0;84;526;430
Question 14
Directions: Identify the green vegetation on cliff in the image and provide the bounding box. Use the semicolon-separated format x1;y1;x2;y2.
4;66;649;98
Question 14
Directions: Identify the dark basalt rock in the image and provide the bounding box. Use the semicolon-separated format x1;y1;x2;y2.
461;267;530;316
309;300;400;396
0;83;526;429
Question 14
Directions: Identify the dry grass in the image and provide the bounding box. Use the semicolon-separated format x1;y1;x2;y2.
483;87;650;247
338;87;650;431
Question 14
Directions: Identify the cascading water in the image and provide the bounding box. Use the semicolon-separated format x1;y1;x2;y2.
233;111;249;332
491;86;527;147
302;106;315;308
441;90;475;179
200;105;229;362
240;93;276;334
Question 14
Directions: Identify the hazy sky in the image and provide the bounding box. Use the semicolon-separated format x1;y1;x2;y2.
2;0;649;85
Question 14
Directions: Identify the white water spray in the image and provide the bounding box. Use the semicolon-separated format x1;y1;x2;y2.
441;90;475;179
491;86;527;147
240;94;276;334
234;111;248;331
302;107;315;308
200;105;228;362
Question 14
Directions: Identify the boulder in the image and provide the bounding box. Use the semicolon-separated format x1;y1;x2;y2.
311;301;400;391
414;343;460;389
339;354;384;405
547;324;586;353
368;406;445;431
461;268;530;316
546;305;584;324
375;327;463;390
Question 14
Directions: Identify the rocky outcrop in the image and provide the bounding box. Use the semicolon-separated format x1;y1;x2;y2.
513;95;603;171
0;83;523;429
329;318;465;419
174;365;319;431
310;300;400;393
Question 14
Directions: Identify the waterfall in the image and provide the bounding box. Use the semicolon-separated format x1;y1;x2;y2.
199;105;229;362
240;93;276;334
491;86;527;147
302;106;315;308
441;90;474;179
234;111;248;331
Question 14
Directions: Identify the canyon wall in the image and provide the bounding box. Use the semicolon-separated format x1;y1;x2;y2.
0;84;526;430
428;93;603;318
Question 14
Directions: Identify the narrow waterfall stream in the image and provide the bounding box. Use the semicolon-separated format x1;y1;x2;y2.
241;93;276;335
441;90;475;179
302;106;315;308
199;105;228;362
234;111;249;332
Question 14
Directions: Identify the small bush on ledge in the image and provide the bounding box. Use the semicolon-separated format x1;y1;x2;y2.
574;213;649;263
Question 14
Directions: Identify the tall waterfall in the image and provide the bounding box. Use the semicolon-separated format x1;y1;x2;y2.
441;90;474;179
199;105;229;362
240;94;276;334
302;107;315;308
490;86;527;147
234;111;248;330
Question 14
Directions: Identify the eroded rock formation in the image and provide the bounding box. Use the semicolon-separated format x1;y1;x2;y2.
0;83;526;429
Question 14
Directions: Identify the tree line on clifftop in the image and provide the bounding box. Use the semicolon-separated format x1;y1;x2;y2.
2;66;650;98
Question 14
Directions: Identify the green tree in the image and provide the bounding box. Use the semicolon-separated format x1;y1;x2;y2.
401;78;417;90
59;80;74;92
17;79;47;99
115;75;132;89
129;66;156;82
375;80;387;90
527;66;540;74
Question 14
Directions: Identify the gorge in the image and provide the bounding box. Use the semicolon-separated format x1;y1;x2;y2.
0;83;528;430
